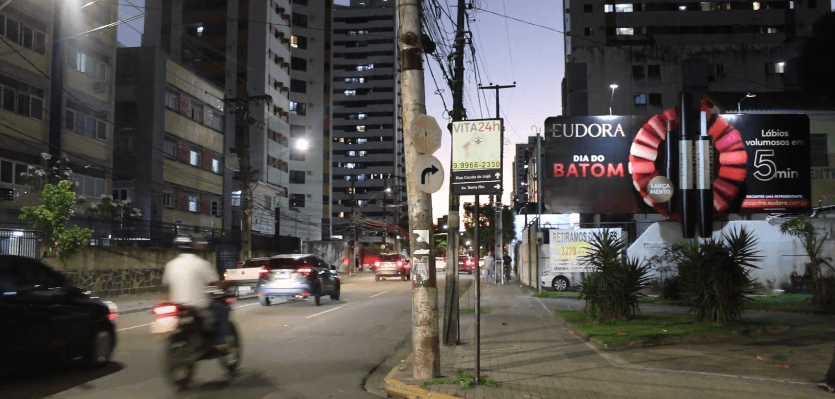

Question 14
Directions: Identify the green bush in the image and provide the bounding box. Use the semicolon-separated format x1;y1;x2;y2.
578;230;653;323
677;227;761;323
780;218;835;308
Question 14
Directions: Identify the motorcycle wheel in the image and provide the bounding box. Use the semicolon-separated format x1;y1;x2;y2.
218;323;241;374
164;335;195;390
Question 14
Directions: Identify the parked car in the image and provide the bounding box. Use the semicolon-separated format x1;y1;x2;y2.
539;270;577;292
257;254;340;306
374;253;410;281
458;256;475;274
0;255;117;373
224;257;270;297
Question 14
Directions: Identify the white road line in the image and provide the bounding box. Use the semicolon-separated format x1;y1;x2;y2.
305;304;347;319
117;322;152;331
233;302;259;309
369;291;389;298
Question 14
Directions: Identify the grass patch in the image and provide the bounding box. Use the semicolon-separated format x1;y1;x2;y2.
460;307;489;314
556;309;773;344
639;294;821;313
533;291;580;298
421;370;497;389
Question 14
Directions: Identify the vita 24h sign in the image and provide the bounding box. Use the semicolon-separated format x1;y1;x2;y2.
451;119;503;195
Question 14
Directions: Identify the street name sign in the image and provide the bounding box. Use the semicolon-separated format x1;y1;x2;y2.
411;114;443;154
414;154;445;194
451;119;503;195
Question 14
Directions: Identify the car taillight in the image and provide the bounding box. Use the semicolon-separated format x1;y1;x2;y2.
105;301;118;321
237;261;244;268
294;266;314;277
226;298;236;304
259;266;270;277
374;261;381;268
152;303;178;318
397;261;403;267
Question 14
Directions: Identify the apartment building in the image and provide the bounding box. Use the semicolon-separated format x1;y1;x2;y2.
288;0;332;241
512;137;536;212
561;0;831;116
114;47;227;247
142;0;325;245
331;0;405;244
0;0;117;229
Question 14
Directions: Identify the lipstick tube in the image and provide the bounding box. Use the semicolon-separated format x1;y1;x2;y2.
696;111;714;238
679;92;696;239
665;120;678;215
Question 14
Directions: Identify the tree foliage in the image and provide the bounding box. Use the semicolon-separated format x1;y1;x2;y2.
462;203;515;256
780;218;834;307
18;180;93;267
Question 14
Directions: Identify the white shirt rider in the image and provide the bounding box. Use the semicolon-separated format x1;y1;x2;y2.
162;253;219;309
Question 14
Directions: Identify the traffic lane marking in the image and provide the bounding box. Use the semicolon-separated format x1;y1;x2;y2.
369;290;389;298
116;302;261;331
305;304;348;319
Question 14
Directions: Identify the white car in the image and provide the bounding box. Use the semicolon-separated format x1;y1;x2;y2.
540;270;582;292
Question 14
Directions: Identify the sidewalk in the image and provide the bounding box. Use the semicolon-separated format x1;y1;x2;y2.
385;282;835;399
106;270;374;315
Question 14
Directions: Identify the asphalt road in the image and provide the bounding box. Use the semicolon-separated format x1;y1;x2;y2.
0;272;470;399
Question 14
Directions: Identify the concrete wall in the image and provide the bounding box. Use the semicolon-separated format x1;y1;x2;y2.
53;246;215;297
304;240;350;272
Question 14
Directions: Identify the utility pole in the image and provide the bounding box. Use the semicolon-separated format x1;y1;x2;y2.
47;0;65;162
350;177;356;276
478;83;514;285
223;94;272;262
443;0;467;348
399;0;440;380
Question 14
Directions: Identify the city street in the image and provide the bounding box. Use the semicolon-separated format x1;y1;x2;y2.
0;273;466;399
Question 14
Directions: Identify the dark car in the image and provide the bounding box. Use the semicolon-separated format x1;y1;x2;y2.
458;256;475;274
0;255;117;373
256;254;340;306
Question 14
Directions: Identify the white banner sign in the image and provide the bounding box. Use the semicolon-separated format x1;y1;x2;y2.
549;228;622;273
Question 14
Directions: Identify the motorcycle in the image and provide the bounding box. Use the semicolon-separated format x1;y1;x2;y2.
151;285;241;389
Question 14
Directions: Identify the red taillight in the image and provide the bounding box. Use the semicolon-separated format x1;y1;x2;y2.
152;303;178;318
237;261;244;268
105;301;118;321
259;266;270;277
397;261;403;267
294;265;314;277
226;298;237;304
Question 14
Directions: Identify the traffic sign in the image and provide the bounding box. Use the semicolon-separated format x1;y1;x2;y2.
411;114;443;154
450;119;503;195
413;154;445;194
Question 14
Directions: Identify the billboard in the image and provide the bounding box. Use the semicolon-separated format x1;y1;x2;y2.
549;228;623;273
542;104;810;217
451;119;503;195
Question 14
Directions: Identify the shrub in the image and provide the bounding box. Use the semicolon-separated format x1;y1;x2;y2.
780;218;835;308
677;227;761;323
578;230;653;323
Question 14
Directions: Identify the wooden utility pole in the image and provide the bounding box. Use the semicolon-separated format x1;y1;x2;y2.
398;0;440;380
443;0;467;347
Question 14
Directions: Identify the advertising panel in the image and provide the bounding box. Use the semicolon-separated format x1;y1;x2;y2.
451;119;503;195
549;229;623;273
543;102;810;217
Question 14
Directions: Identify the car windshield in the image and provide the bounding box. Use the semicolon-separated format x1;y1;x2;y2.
245;259;270;268
268;257;312;269
379;255;401;262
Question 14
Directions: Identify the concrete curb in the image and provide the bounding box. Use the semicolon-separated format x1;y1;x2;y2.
553;311;792;351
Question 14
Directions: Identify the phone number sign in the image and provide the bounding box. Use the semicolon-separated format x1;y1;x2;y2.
550;229;623;273
451;119;503;195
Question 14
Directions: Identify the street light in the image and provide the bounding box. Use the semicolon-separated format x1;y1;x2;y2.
737;93;756;114
295;138;309;151
609;84;618;115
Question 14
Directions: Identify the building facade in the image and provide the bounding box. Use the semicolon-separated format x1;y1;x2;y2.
0;1;117;233
331;0;405;245
561;0;831;116
512;137;536;212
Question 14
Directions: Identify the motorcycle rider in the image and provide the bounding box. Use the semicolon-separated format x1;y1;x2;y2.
162;235;234;354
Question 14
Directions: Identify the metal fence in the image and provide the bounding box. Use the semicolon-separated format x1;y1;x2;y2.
0;229;41;259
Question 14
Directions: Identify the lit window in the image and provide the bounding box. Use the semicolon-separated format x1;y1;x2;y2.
679;5;687;10
344;90;356;95
189;150;201;166
188;195;198;212
232;191;241;206
357;138;368;144
358;151;367;156
358;113;367;119
197;26;204;36
212;158;221;173
753;2;761;10
605;4;614;12
356;125;366;132
633;93;647;105
789;1;794;8
347;151;356;156
775;62;786;74
615;4;633;12
616;27;634;35
345;163;356;169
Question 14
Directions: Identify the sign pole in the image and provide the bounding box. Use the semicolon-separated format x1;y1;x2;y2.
473;194;481;385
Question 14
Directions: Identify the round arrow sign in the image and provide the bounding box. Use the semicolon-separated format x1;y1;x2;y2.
410;115;443;154
413;154;445;194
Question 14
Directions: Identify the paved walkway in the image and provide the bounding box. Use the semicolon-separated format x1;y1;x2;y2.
385;282;835;399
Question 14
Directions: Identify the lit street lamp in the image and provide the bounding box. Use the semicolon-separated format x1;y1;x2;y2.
609;84;618;115
737;93;756;114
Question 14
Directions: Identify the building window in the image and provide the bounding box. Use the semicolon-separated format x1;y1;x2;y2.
291;35;307;49
64;108;107;140
164;140;176;157
647;64;661;78
163;192;174;207
188;99;203;123
604;4;614;12
231;190;241;206
290;101;306;115
632;65;645;78
0;14;47;55
74;175;105;198
617;27;634;35
615;4;633;12
292;13;308;28
584;27;593;36
189;150;201;166
0;158;30;186
291;79;307;93
0;73;45;120
211;199;220;216
165;90;178;109
344;90;356;95
68;48;107;80
633;93;647;105
113;188;128;201
291;56;307;71
766;62;786;75
649;93;662;106
290;170;306;184
290;193;305;207
358;113;367;120
811;134;828;167
188;195;198;212
356;125;366;132
346;151;356;157
290;147;306;161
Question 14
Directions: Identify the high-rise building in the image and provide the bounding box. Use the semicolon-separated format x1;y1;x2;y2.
561;0;831;116
142;0;327;246
331;0;405;245
0;1;117;235
289;0;333;241
512;137;536;212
